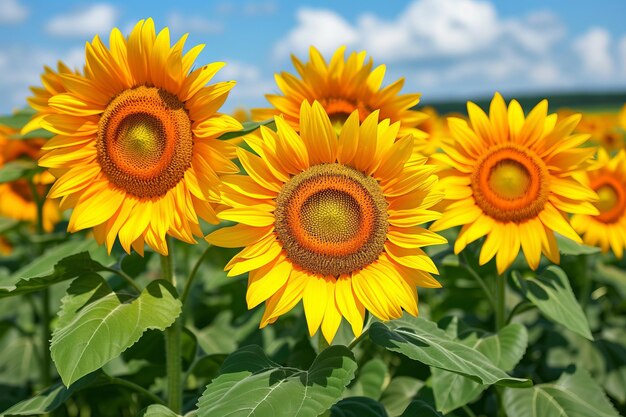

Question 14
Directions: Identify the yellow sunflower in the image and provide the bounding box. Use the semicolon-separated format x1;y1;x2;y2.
22;62;77;135
252;46;428;153
30;19;242;255
430;93;598;274
561;109;624;152
206;101;445;343
571;149;626;257
0;126;60;232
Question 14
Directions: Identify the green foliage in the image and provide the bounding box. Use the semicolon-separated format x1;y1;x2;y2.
196;345;357;417
512;266;593;340
431;323;528;413
369;318;531;387
51;275;182;386
503;367;620;417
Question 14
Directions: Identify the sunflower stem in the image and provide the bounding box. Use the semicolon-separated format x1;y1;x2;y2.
494;273;506;332
161;239;183;414
461;252;496;310
181;245;211;305
347;329;369;351
28;179;52;388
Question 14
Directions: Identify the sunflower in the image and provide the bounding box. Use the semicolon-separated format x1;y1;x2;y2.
571;149;626;257
206;101;445;343
22;62;77;135
430;93;598;274
31;19;242;255
252;46;428;154
0;126;60;232
560;109;624;152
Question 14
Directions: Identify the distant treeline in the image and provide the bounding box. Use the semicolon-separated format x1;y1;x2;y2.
421;91;626;114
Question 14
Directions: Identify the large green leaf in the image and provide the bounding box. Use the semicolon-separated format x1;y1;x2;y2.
346;359;389;400
555;234;601;255
1;372;106;415
432;323;528;413
136;404;181;417
503;367;620;417
379;377;423;417
0;239;113;297
399;401;442;417
330;397;388;417
196;345;357;417
0;160;40;183
512;266;593;340
369;319;530;387
51;275;182;386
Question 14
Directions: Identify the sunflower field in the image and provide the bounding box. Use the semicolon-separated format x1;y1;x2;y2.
1;16;626;417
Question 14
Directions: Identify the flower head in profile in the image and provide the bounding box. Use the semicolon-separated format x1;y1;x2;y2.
572;149;626;257
252;46;428;155
207;101;445;343
30;19;242;255
0;125;60;232
431;93;599;274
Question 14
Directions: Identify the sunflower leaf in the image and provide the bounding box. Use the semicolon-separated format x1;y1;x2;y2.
0;160;41;183
368;318;531;388
1;371;107;415
330;397;388;417
136;404;182;417
503;367;620;417
0;240;113;297
431;323;528;413
196;345;357;417
379;377;423;417
399;400;442;417
555;234;601;255
51;275;181;386
217;119;275;140
512;266;593;340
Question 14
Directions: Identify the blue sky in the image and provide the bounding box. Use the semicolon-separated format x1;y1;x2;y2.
0;0;625;114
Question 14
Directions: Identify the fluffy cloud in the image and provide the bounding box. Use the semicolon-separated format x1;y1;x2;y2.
0;46;84;112
274;0;626;99
573;28;615;78
274;8;358;58
213;61;275;112
166;12;223;35
46;4;117;38
0;0;27;23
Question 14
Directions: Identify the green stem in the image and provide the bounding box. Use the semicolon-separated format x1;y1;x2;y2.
28;180;51;388
462;404;478;417
506;301;534;324
578;255;591;309
161;238;182;414
461;252;496;310
495;274;506;332
107;376;165;406
181;245;211;305
347;329;369;351
104;266;142;293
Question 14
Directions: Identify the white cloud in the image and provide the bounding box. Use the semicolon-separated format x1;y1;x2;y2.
617;36;626;77
0;46;84;113
243;1;277;16
0;0;27;23
46;4;117;38
166;12;223;35
274;8;358;58
213;61;275;111
573;27;614;78
273;0;626;100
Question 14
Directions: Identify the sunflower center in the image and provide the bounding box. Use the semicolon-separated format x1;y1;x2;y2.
591;177;625;223
319;98;371;130
275;163;388;277
472;145;548;222
97;86;193;198
8;180;35;201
